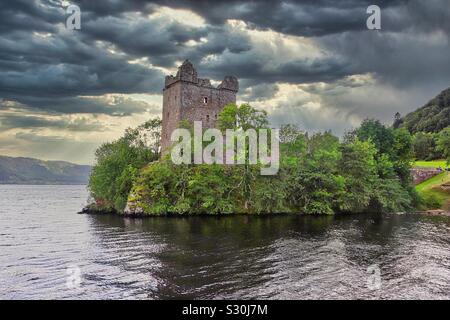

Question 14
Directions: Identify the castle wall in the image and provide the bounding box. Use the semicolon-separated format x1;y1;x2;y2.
160;61;238;153
180;83;236;129
161;82;182;152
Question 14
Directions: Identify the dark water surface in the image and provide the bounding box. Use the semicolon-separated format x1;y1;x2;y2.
1;185;450;299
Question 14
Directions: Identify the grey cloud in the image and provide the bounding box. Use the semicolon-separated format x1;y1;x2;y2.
240;83;279;102
0;0;63;35
202;53;354;89
318;29;450;89
15;132;67;143
0;113;106;132
81;14;209;62
72;0;408;37
0;33;165;99
0;95;159;117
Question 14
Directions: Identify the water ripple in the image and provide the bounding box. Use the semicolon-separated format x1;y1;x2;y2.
1;185;450;299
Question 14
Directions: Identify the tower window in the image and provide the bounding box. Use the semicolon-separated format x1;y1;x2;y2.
206;115;210;122
203;97;208;104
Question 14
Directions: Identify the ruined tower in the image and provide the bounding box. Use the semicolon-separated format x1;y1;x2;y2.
160;60;239;153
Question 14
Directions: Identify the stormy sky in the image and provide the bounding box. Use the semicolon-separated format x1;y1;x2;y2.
1;0;450;164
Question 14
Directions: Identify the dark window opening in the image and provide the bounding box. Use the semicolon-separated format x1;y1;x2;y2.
203;97;208;104
206;115;210;122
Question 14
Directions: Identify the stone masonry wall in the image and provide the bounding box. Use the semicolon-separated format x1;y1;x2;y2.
410;168;443;185
161;60;238;153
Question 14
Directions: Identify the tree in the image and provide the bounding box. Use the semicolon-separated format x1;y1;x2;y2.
412;132;438;160
285;131;343;215
88;118;161;211
279;124;307;166
393;112;403;129
217;103;268;131
355;119;395;156
437;127;450;165
338;139;378;213
217;103;269;210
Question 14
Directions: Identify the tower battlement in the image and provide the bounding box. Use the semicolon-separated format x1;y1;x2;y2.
161;60;239;153
164;60;238;91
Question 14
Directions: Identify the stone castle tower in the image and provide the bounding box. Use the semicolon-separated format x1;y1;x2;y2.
160;60;239;152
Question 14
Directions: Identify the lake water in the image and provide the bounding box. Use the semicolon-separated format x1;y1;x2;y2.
1;185;450;299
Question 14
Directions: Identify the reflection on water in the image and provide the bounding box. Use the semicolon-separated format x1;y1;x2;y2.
1;185;450;299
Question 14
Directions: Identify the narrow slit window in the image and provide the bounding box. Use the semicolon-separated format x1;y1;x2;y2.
203;97;208;104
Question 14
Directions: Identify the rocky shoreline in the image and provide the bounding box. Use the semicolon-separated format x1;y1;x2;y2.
77;204;118;215
78;203;450;218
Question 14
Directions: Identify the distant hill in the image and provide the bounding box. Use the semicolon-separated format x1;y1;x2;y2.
0;156;91;185
396;87;450;133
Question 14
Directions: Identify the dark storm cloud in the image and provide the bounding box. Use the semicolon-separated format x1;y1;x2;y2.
78;13;253;69
72;0;407;36
71;0;450;91
318;31;450;89
80;14;208;61
241;83;280;102
1;0;357;116
1;0;449;128
0;0;63;35
0;31;165;99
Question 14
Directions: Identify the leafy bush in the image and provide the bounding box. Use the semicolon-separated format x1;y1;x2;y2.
88;119;161;212
436;127;450;165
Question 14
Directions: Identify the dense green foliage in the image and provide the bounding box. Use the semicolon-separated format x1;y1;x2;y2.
0;156;91;185
436;127;450;165
393;87;450;162
396;87;450;133
407;128;449;162
412;132;441;160
122;106;416;215
88;119;161;211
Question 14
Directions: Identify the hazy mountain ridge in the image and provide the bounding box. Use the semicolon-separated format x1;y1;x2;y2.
0;156;91;185
398;87;450;133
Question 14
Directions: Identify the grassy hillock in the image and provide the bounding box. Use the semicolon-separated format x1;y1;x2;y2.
414;160;449;169
414;159;450;210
